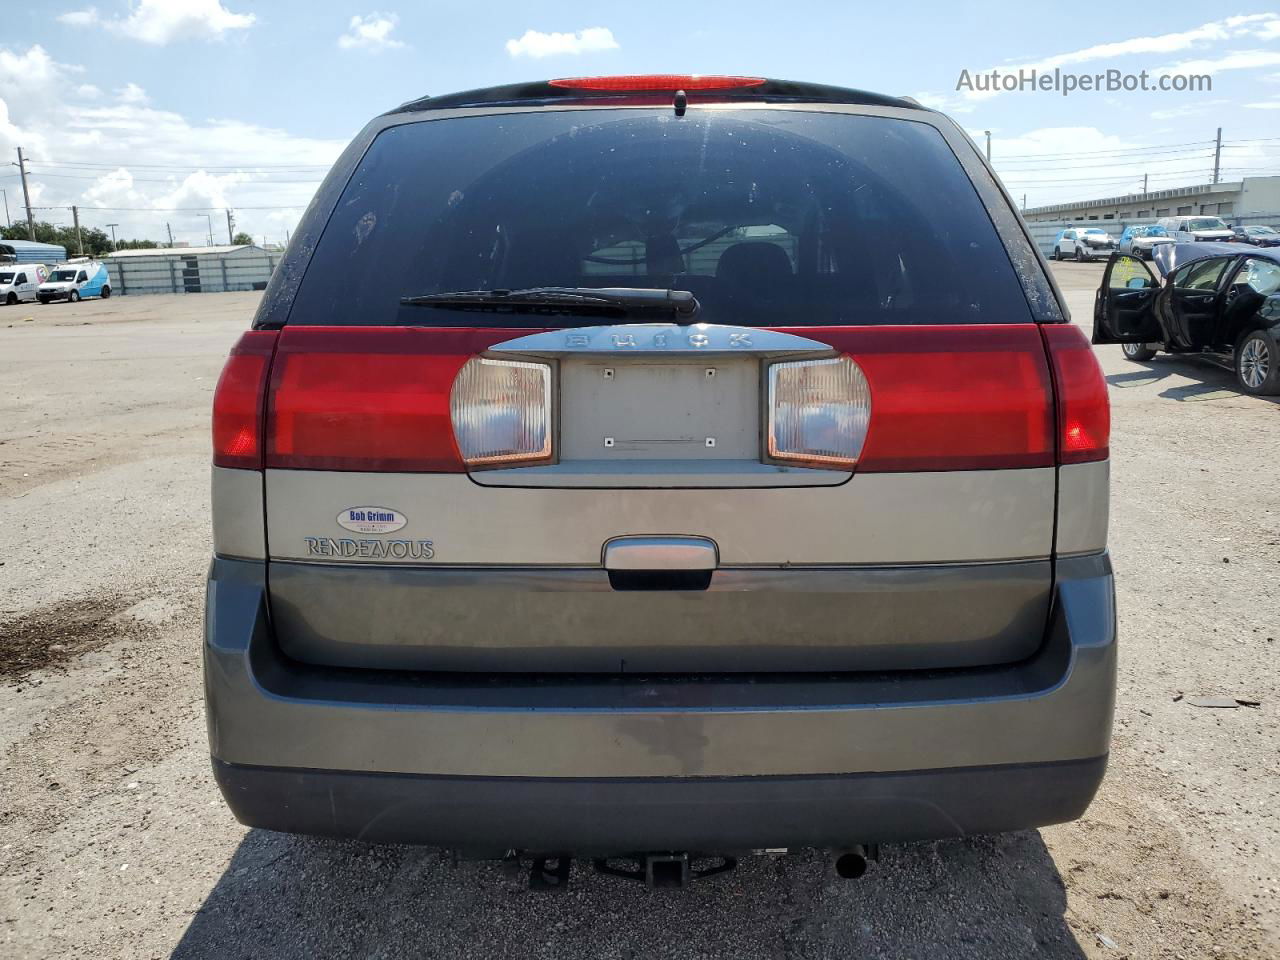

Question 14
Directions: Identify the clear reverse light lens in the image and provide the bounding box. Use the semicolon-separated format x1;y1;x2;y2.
450;358;552;466
768;355;871;469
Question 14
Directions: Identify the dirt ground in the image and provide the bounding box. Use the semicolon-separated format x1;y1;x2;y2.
1;274;1277;959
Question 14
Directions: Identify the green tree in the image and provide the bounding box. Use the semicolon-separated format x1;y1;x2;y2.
232;231;255;246
2;221;160;257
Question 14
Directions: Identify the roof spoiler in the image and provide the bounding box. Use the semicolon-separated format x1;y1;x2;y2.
392;77;924;115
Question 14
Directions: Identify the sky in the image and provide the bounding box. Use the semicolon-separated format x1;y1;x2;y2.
2;0;1280;246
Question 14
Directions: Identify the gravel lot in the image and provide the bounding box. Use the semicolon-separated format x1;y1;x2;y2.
2;270;1277;959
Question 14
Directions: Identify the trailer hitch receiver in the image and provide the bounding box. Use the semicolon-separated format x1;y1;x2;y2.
593;852;737;889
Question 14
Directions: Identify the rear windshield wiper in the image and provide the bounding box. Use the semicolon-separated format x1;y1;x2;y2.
400;287;700;322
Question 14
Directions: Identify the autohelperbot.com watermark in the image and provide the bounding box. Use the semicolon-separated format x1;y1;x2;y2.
956;68;1212;96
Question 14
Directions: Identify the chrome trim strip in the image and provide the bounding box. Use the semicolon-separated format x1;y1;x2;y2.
489;323;833;358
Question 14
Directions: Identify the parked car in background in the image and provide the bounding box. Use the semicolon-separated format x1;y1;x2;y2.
1094;242;1280;395
1156;215;1235;244
1118;225;1174;260
1054;227;1118;261
1231;224;1280;247
204;74;1115;882
37;259;111;303
0;263;49;304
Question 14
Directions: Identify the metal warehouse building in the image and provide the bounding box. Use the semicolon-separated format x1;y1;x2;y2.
1017;175;1280;258
1021;175;1280;225
103;244;282;296
1;238;68;264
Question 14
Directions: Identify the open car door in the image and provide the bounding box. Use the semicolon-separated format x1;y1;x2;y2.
1093;253;1164;344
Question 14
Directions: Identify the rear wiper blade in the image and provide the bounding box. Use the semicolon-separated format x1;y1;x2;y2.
400;287;700;321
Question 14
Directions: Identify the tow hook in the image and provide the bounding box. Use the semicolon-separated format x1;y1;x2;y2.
833;844;880;879
593;852;737;889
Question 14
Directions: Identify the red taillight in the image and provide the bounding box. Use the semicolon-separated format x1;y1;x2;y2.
264;327;537;472
1041;324;1110;464
212;330;277;469
548;74;765;92
792;326;1057;472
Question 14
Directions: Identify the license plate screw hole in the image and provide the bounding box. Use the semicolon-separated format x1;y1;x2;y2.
705;437;716;448
603;368;614;380
604;437;615;448
705;368;716;378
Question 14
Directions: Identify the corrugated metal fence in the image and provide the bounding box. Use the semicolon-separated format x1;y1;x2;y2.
105;250;283;295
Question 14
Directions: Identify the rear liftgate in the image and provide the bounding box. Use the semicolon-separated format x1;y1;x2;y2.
257;320;1079;673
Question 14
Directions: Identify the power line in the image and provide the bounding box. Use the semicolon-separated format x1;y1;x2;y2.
995;144;1217;165
995;153;1213;173
993;137;1269;163
27;170;324;185
77;204;309;211
994;140;1216;161
28;158;332;170
999;169;1220;185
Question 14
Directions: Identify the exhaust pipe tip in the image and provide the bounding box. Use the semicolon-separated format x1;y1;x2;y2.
834;846;870;880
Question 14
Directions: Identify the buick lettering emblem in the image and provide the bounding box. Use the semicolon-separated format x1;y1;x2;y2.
488;323;833;357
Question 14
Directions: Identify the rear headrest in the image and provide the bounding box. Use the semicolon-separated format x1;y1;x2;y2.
715;241;793;292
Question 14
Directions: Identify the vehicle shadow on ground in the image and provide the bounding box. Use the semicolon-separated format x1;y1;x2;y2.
171;828;1086;958
1107;358;1280;405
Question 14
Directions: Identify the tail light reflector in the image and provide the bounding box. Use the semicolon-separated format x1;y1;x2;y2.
787;325;1057;472
1041;324;1110;464
767;355;870;469
212;331;277;469
264;328;526;472
450;357;553;467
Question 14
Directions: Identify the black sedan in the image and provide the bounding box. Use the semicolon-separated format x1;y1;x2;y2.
1231;224;1280;246
1093;243;1280;395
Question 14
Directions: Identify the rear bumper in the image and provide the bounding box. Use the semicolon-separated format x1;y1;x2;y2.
204;553;1116;848
212;756;1106;854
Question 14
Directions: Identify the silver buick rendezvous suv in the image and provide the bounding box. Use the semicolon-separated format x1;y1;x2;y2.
205;75;1115;885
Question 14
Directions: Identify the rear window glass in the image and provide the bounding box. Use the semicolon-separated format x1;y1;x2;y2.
289;109;1032;327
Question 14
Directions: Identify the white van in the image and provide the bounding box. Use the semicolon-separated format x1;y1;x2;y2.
0;263;49;304
37;259;112;303
1156;215;1235;244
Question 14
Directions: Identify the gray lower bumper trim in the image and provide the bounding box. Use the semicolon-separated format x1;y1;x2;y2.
205;553;1116;778
212;755;1108;852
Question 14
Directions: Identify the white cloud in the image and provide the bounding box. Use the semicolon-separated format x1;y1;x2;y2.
1157;49;1280;76
57;0;254;45
1245;97;1280;109
338;12;405;51
1149;98;1230;120
0;44;341;246
910;91;974;114
505;27;618;59
57;8;100;27
115;82;149;105
75;84;102;99
955;14;1280;101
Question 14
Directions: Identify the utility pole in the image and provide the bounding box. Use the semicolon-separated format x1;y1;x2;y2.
1021;194;1027;211
166;222;174;247
201;213;214;247
16;147;35;240
1212;127;1222;185
71;205;83;256
1;187;9;228
984;130;992;163
106;223;119;251
225;208;235;244
1143;173;1148;196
